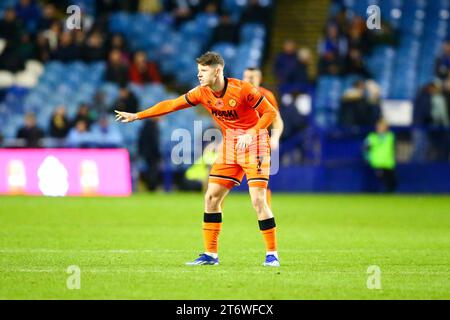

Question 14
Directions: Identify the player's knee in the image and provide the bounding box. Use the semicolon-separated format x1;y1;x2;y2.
251;196;267;213
205;192;222;210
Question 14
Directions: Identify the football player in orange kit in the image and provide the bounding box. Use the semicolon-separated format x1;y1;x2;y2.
115;52;280;267
243;67;284;208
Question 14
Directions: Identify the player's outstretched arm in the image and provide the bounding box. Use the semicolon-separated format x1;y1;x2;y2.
115;95;192;123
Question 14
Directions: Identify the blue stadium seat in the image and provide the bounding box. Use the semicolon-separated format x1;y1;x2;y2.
211;42;237;65
109;12;132;34
240;23;266;42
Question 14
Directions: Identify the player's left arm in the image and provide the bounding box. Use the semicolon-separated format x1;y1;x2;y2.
266;91;284;150
236;84;277;150
248;97;277;133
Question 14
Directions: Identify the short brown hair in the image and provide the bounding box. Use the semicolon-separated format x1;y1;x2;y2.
196;51;224;67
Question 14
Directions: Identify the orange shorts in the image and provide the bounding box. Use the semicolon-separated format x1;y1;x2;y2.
208;133;271;189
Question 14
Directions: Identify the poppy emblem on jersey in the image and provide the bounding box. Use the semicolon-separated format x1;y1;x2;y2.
215;99;224;109
229;99;237;108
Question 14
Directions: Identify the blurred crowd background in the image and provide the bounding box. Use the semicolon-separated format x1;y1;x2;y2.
0;0;449;193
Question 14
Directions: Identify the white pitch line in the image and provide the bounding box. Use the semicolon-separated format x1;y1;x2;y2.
1;248;448;254
0;248;185;254
0;267;448;276
0;248;447;255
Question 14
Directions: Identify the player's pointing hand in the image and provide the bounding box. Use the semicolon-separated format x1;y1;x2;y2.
115;110;138;123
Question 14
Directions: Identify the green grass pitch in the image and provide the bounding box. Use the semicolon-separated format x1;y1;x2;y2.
0;193;449;299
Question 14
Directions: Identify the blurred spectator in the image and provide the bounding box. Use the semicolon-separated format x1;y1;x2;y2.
107;33;130;63
435;41;450;79
49;105;70;139
17;32;36;64
0;8;24;45
429;81;450;161
339;80;380;127
37;3;58;32
318;24;348;59
82;31;107;62
72;103;95;129
0;8;25;71
318;51;341;75
105;49;129;85
164;0;203;27
279;47;311;91
344;48;370;77
138;119;161;191
139;0;163;14
328;8;349;35
15;0;41;34
296;48;311;82
279;91;309;140
91;115;123;147
66;119;93;148
43;21;62;51
369;21;398;48
274;40;300;85
209;14;239;46
112;86;139;114
95;0;121;17
239;0;270;25
365;79;382;116
431;81;449;127
16;112;44;148
73;30;87;56
347;27;369;54
348;16;367;41
93;90;109;115
435;41;450;80
413;83;434;128
364;119;397;193
443;79;450;121
411;83;434;162
52;31;79;62
35;32;51;62
129;51;161;84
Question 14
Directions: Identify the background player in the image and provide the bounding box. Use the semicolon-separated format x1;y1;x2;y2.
115;52;280;267
243;67;284;208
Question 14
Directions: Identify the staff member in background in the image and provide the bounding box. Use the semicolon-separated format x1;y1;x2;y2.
364;119;397;193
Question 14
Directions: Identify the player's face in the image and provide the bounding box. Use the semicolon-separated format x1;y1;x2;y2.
243;70;261;87
197;64;219;87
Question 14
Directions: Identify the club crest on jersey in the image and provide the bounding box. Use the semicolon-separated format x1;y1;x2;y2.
228;99;237;108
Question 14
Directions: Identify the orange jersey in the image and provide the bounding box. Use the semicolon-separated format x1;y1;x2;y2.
135;77;276;190
185;78;276;134
258;86;278;111
136;77;277;137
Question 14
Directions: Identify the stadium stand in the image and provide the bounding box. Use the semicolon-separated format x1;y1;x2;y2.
0;0;449;192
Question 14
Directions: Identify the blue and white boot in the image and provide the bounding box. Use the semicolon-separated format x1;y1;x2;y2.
186;253;219;266
263;254;280;267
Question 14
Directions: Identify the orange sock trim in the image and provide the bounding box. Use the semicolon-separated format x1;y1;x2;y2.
261;227;277;252
203;222;222;253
